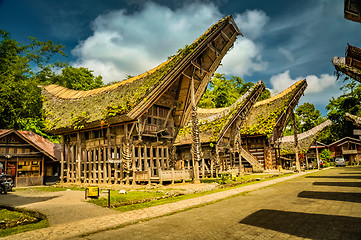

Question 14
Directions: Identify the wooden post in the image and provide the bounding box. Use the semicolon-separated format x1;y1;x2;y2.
103;147;108;183
316;142;320;170
171;167;175;184
16;157;19;187
83;151;87;184
41;156;44;185
60;135;65;183
292;113;301;172
166;147;170;170
210;157;214;178
92;149;96;183
98;149;102;183
132;145;136;185
77;132;82;183
114;147;118;184
150;146;154;177
159;168;163;184
190;67;201;183
107;127;111;184
202;157;205;178
148;168;151;186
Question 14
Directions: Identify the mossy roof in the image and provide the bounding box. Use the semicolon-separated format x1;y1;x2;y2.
42;15;239;134
240;80;307;138
332;56;361;83
278;120;332;155
175;81;264;145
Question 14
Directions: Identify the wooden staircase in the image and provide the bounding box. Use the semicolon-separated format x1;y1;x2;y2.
240;147;263;171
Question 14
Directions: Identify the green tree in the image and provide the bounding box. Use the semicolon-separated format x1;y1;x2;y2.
320;149;331;161
325;77;361;143
40;66;103;90
0;30;65;138
198;73;270;108
0;30;104;140
296;102;323;132
283;102;326;136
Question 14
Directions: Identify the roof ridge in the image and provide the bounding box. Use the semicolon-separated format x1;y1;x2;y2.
255;79;305;107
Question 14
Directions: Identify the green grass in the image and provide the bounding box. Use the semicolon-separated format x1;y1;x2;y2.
92;172;294;212
89;190;167;207
0;208;49;237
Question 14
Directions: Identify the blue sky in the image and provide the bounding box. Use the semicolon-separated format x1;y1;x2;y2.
1;0;361;115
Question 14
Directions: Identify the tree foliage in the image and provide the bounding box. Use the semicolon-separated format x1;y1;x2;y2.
323;77;361;143
198;73;271;108
0;30;104;141
283;102;326;137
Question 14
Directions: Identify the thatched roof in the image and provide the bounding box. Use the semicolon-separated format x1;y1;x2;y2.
42;15;241;134
175;81;265;145
240;80;307;141
278;120;332;155
345;0;361;23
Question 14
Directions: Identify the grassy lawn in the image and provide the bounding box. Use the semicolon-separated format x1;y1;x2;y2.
89;190;167;208
90;172;294;212
0;208;49;237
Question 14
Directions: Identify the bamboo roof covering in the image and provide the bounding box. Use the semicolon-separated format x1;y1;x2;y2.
175;81;265;145
278;120;332;155
345;0;361;23
42;15;242;134
240;79;307;141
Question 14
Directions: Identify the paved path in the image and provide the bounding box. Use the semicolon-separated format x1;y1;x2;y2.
1;170;319;240
84;166;361;240
0;190;118;225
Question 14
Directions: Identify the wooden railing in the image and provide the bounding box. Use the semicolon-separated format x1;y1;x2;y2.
342;149;358;155
240;147;263;169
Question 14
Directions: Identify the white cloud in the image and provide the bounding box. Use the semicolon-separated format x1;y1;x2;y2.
214;9;269;76
217;39;268;76
269;70;337;95
71;2;269;83
278;47;295;62
234;9;269;39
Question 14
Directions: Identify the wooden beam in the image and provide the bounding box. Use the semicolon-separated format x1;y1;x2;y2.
221;30;230;41
181;71;202;82
191;61;210;74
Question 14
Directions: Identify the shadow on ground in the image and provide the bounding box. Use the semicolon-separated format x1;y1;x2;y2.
339;172;361;174
240;209;361;240
298;191;361;203
0;193;58;208
313;182;361;187
306;175;361;179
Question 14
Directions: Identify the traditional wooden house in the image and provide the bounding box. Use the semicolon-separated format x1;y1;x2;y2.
278;120;332;169
333;1;361;81
328;137;361;164
333;45;361;83
239;80;308;170
344;0;361;23
0;129;60;187
41;16;242;184
174;81;265;177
